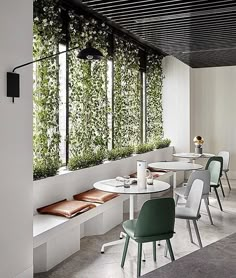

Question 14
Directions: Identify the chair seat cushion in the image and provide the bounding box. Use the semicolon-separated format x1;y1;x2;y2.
210;182;219;188
73;188;118;204
175;207;200;220
37;199;96;218
123;219;174;242
123;219;137;239
174;186;187;198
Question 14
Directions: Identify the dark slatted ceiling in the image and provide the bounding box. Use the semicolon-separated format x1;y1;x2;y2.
81;0;236;68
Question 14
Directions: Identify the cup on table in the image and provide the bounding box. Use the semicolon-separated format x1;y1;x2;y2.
123;175;130;188
146;172;153;185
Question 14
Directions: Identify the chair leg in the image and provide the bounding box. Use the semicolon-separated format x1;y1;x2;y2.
214;187;223;211
186;220;193;243
153;242;156;262
166;239;175;261
204;197;213;225
175;195;179;205
137;243;142;277
164;241;168;257
207;196;209;205
193;220;203;248
121;235;130;268
219;179;225;197
225;171;231;190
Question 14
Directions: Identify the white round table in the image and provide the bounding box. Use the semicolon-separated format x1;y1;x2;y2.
148;161;203;188
173;152;215;163
94;178;170;254
94;179;170;220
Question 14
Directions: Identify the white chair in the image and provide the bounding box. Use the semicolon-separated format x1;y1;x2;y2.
175;179;204;248
174;170;213;225
218;151;231;190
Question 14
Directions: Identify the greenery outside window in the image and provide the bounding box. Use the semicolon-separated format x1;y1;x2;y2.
113;36;141;148
33;0;62;179
32;3;166;179
146;54;164;142
68;12;110;159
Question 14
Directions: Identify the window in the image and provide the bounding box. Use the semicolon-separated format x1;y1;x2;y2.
58;44;67;164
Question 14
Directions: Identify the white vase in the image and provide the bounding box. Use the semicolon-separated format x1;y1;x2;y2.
137;160;147;189
195;146;203;154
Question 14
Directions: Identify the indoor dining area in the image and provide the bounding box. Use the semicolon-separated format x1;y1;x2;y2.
1;1;236;278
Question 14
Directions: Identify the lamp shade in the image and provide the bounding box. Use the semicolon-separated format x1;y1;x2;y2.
78;46;103;60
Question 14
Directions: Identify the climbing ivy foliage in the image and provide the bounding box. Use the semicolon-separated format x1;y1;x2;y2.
33;0;62;179
68;12;110;158
32;3;166;179
146;54;164;142
113;37;141;148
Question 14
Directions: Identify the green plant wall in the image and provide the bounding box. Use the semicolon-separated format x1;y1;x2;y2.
146;54;164;142
33;2;166;178
113;37;141;148
68;12;110;158
33;0;62;179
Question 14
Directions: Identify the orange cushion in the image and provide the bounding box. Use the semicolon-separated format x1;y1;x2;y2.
37;199;96;218
74;189;118;204
130;171;164;179
148;167;168;173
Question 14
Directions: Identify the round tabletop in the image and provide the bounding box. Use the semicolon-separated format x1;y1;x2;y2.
173;153;215;159
94;179;170;195
148;161;203;171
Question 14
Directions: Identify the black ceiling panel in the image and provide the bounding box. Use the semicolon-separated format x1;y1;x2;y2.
81;0;236;68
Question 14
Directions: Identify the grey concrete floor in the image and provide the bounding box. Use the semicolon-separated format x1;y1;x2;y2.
35;180;236;278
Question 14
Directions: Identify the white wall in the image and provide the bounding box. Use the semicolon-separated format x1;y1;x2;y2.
191;66;236;178
162;56;191;153
0;1;33;277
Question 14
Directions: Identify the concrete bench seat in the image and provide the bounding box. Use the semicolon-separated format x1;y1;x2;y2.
33;194;128;273
33;164;174;274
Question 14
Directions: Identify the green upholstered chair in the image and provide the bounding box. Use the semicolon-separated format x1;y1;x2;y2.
218;151;231;190
205;156;224;211
121;198;175;277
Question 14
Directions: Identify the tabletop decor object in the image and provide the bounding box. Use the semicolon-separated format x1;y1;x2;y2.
147;172;154;185
137;160;151;189
123;175;131;188
193;136;204;154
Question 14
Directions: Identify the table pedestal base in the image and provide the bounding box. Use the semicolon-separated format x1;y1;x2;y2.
101;237;125;254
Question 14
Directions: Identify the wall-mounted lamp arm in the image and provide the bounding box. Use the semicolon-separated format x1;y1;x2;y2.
8;45;81;103
12;45;80;73
7;43;103;103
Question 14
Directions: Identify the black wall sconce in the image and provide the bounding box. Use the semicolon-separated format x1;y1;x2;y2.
7;44;103;103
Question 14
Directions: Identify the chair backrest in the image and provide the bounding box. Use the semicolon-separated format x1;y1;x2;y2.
184;170;210;196
186;179;204;218
205;156;223;184
134;198;175;238
218;151;230;171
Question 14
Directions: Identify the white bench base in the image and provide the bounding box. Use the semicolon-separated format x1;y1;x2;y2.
33;195;127;273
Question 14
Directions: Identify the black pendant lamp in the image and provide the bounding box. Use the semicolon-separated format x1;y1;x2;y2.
78;43;103;60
